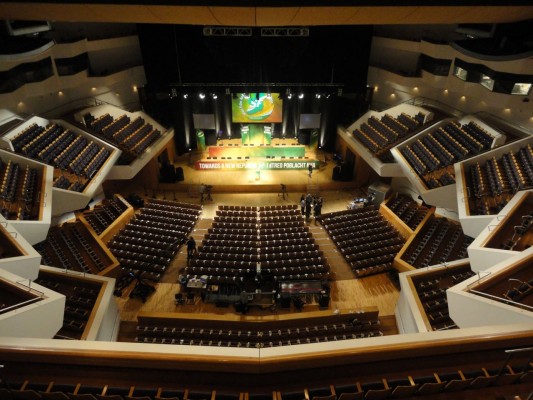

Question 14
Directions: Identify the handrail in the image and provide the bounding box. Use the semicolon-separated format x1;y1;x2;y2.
0;297;42;314
473;111;532;137
15;279;45;297
466;271;492;288
41;96;141;119
468;289;533;312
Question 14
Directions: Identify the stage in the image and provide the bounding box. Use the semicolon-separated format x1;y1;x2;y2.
154;138;359;194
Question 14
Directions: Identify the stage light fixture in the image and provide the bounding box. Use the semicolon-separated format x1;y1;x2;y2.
266;93;272;99
298;93;304;99
199;93;205;99
212;93;218;99
183;94;188;99
287;93;293;99
244;93;250;98
316;94;321;99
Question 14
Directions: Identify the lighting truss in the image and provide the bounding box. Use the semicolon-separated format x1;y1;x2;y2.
203;27;252;37
261;27;309;37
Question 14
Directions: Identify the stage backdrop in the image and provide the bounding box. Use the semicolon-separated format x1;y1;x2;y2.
232;93;282;123
195;160;320;170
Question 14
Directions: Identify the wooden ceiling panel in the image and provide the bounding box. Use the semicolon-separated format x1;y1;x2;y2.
344;7;419;25
84;5;161;23
207;7;256;26
0;2;532;26
145;6;221;25
0;3;98;22
257;7;366;26
256;7;302;26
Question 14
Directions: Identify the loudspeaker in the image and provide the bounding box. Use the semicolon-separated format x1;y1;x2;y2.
368;181;391;206
332;166;342;181
318;294;330;308
175;167;184;181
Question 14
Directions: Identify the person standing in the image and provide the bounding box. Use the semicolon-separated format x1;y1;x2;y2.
305;201;312;221
308;163;313;177
187;236;197;261
314;198;322;224
300;195;306;215
199;183;206;203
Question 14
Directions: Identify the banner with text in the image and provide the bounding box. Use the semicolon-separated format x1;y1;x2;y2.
195;160;320;170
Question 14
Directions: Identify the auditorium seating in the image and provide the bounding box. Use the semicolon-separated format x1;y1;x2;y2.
352;112;425;161
110;199;201;284
318;207;405;278
385;194;430;230
34;221;112;275
412;265;476;331
400;215;474;269
133;310;382;348
0;158;41;221
34;270;103;339
399;120;496;190
10;121;112;192
85;113;162;164
187;205;328;286
466;144;533;216
4;359;532;400
81;195;130;235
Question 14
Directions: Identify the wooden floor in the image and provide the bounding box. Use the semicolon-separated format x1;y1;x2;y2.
114;141;399;334
115;188;401;332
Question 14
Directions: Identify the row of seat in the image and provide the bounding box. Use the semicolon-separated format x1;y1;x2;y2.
402;216;472;269
10;123;45;150
468;145;533;216
368;116;399;143
327;220;390;240
34;276;101;339
318;209;377;226
35;223;108;275
386;194;429;230
401;121;494;181
414;268;476;330
321;206;404;278
0;160;41;221
187;206;326;284
90;113;161;158
352;112;421;155
321;214;382;232
425;171;455;189
53;176;85;192
7;362;532;400
398;111;425;131
112;199;200;282
149;198;203;212
11;121;110;189
0;160;20;203
83;198;128;235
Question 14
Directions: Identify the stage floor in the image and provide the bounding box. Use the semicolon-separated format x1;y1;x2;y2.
157;138;356;194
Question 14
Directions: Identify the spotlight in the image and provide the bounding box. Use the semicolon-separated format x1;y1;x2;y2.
199;93;205;99
315;94;321;99
298;93;304;99
183;94;188;99
287;93;293;99
212;93;218;99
